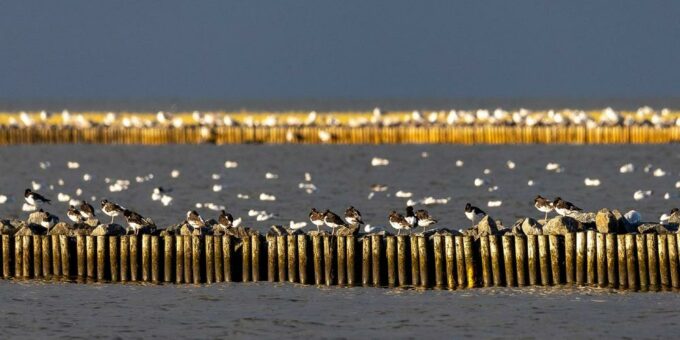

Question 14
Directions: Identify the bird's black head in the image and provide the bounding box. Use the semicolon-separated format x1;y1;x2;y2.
553;197;562;205
671;208;679;215
25;188;31;195
311;208;318;213
465;203;472;211
101;199;108;205
535;195;543;200
123;209;131;217
406;206;414;213
220;209;226;215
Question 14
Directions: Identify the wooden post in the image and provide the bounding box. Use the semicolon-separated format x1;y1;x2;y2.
538;235;550;286
585;231;596;286
78;235;90;280
109;236;119;282
658;234;669;290
549;235;561;285
205;235;214;284
445;235;456;289
267;235;276;282
120;235;129;282
131;235;140;282
59;235;69;279
214;236;223;283
251;234;260;282
32;235;42;278
575;232;586;285
337;236;347;285
298;235;308;284
463;236;475;288
527;235;538;286
646;234;659;290
396;235;408;287
596;233;606;287
617;234;628;289
183;235;191;283
324;235;334;286
192;236;202;284
86;236;96;280
175;235;183;283
636;234;648;291
164;235;173;283
606;233;617;288
277;235;287;282
141;234;151;282
241;236;252;282
410;235;420;286
515;235;527;287
51;234;61;277
223;236;232;282
432;235;444;288
386;235;397;287
22;236;31;279
480;236;491;287
3;235;11;278
346;235;355;286
309;234;321;285
371;234;381;287
418;235;428;288
14;236;22;278
625;234;637;290
489;235;502;286
151;235;160;283
502;235;515;287
97;236;106;281
41;236;50;279
668;234;679;289
564;233;575;284
287;235;297;283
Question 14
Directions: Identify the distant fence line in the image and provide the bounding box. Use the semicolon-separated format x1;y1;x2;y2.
0;126;679;144
2;231;679;291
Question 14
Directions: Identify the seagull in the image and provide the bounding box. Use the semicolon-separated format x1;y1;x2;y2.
405;206;416;229
123;209;146;235
323;210;346;235
218;210;234;229
553;197;582;216
415;209;437;233
309;208;325;232
186;210;205;229
344;206;364;226
101;199;125;224
464;203;486;227
24;188;51;207
79;201;96;219
388;211;410;235
534;195;553;221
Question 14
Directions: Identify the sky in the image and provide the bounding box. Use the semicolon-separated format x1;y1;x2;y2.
0;1;679;109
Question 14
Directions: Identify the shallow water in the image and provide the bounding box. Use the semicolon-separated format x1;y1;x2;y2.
0;144;678;230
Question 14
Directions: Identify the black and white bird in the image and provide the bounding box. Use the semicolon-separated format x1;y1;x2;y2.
323;210;346;235
79;201;96;220
534;195;553;221
218;210;234;229
344;206;364;226
464;203;486;227
38;209;58;232
24;188;51;207
309;208;325;232
67;205;82;223
553;197;582;216
415;209;437;233
388;211;410;235
186;210;205;229
101;199;125;224
123;209;146;235
405;206;416;228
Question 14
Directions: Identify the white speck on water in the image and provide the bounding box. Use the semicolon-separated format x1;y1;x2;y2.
224;161;238;168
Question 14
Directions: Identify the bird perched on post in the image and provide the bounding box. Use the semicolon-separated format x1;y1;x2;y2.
24;189;51;207
415;209;437;233
553;197;581;217
67;205;82;223
38;209;58;232
79;201;96;220
534;195;553;221
344;206;364;226
218;209;234;229
186;210;205;229
101;199;125;224
323;210;345;235
388;210;410;235
464;203;486;228
405;206;416;229
123;209;146;235
309;208;325;232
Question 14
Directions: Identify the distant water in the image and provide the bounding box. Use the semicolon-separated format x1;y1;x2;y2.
0;144;678;230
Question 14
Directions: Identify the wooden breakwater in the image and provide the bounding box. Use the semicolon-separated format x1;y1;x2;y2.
3;231;680;291
0;125;680;144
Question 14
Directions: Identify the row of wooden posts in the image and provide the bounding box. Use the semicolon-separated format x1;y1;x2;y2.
0;125;679;144
3;231;680;291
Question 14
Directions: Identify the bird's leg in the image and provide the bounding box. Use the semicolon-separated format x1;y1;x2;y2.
111;216;115;224
316;225;320;233
544;211;548;222
397;229;401;236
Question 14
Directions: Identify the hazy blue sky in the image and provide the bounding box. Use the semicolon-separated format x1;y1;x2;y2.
0;1;678;108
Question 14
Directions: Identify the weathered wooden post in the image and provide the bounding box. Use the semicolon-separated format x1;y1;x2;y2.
41;235;50;279
151;235;160;283
277;235;287;282
463;236;475;288
241;236;251;283
324;235;335;286
480;236;491;287
454;236;466;288
538;235;550;286
410;235;420;286
386;235;397;287
625;234;637;290
182;235;192;283
251;234;260;282
86;236;96;280
596;233;606;287
445;235;456;289
346;235;355;286
606;233;617;288
140;234;150;282
175;235;184;283
223;235;232;282
527;235;538;286
22;236;31;279
418;235;428;288
515;235;527;286
97;236;106;281
59;235;69;279
563;233;575;285
131;235;141;282
51;234;61;277
432;235;444;288
617;234;628;289
502;235;515;287
76;235;86;280
489;235;502;286
371;234;381;287
192;236;202;284
110;236;119;282
267;235;276;282
337;236;347;285
636;234;648;291
313;234;323;285
586;231;596;286
164;235;173;283
668;234;679;288
575;232;586;286
3;235;12;278
298;235;308;284
204;235;214;284
121;235;130;282
214;236;223;282
287;235;297;283
14;236;22;278
32;235;42;278
658;234;670;290
646;234;659;290
549;235;561;285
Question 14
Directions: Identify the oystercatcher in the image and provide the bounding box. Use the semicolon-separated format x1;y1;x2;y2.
534;195;553;221
405;206;416;229
323;210;345;235
186;210;205;229
388;211;410;235
309;208;325;232
218;210;234;229
344;206;364;225
464;203;486;227
553;197;582;216
24;188;51;207
101;199;125;224
415;209;437;233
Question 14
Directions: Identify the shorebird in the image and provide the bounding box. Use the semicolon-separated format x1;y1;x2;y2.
553;197;582;216
186;210;205;229
79;201;96;220
24;188;50;207
415;209;437;233
218;210;234;229
101;199;125;224
464;203;486;227
388;211;410;235
123;209;146;235
67;205;82;223
309;208;325;232
38;209;58;232
323;210;345;235
534;195;553;221
405;206;416;230
344;206;364;226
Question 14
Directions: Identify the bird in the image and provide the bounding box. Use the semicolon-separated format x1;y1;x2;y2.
553;197;582;216
534;195;553;221
464;203;486;227
388;211;410;235
79;201;96;220
323;210;346;235
218;210;234;229
186;210;205;229
24;188;51;207
38;209;58;232
67;205;82;223
123;209;146;235
415;209;437;233
405;206;416;229
309;208;325;232
344;206;364;225
101;199;125;224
